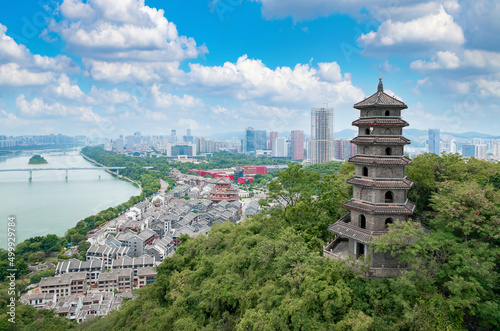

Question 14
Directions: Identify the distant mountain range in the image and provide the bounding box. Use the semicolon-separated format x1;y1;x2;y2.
208;129;500;141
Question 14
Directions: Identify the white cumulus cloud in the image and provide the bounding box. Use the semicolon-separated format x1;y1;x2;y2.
16;95;104;124
187;55;363;107
50;0;207;62
151;84;205;109
358;6;464;48
410;51;460;70
0;63;54;86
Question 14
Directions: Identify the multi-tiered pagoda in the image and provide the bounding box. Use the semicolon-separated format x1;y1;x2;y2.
210;177;239;204
324;78;416;277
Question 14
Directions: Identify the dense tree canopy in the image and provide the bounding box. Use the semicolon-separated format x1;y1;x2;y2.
83;155;498;330
2;152;498;330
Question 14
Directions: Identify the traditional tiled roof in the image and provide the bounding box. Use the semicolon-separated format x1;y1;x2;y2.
354;91;407;109
344;199;416;215
348;155;412;166
327;214;387;243
352;117;409;127
351;136;411;145
346;177;413;189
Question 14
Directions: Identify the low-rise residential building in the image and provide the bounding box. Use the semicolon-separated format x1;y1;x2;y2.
137;228;157;246
97;269;133;293
56;258;105;284
111;255;155;279
115;230;145;256
86;244;118;268
137;267;157;288
21;293;56;308
40;272;87;298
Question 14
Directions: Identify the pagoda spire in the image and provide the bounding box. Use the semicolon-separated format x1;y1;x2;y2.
377;77;383;92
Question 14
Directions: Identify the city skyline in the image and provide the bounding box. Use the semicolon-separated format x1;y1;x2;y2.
1;1;499;137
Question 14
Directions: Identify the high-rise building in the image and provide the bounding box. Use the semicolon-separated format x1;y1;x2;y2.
494;143;500;156
332;138;342;160
125;135;135;149
450;139;458;154
304;137;311;160
170;130;177;144
133;131;141;145
311;107;334;164
184;129;194;143
462;144;475;157
269;132;278;151
289;130;304;160
428;129;440;154
244;127;267;153
475;144;487;159
168;144;196;157
272;137;287;157
326;78;415;278
341;139;357;160
115;138;124;151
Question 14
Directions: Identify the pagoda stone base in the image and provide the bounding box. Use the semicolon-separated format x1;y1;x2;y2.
323;237;408;278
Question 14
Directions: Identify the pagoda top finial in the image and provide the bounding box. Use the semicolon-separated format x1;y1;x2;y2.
378;77;383;92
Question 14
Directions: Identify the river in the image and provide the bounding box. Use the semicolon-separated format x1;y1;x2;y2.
0;148;140;249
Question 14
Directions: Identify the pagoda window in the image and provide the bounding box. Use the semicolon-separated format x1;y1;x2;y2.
364;127;373;135
385;147;392;155
385;110;390;116
357;242;365;258
385;191;394;203
385;218;393;228
359;215;366;229
362;167;368;177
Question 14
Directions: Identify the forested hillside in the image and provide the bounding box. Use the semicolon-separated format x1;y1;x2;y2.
80;154;499;330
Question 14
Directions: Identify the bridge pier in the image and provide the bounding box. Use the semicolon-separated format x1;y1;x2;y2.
29;170;32;181
65;169;68;180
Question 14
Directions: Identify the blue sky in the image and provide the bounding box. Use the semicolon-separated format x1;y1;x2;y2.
0;0;499;138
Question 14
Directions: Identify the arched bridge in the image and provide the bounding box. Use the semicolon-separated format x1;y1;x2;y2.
0;166;153;180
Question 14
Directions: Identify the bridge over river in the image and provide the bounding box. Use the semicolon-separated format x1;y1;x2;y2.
0;166;153;180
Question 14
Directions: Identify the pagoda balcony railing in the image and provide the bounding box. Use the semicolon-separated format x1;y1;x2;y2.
329;217;388;238
356;116;402;119
356;134;404;137
352;198;409;206
352;154;407;158
338;213;351;223
352;175;408;180
323;236;349;260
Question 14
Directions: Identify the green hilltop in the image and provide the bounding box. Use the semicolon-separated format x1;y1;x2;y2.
1;153;498;330
82;154;499;331
28;154;48;165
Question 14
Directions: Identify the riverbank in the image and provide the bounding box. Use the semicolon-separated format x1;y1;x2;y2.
0;150;140;250
80;152;143;193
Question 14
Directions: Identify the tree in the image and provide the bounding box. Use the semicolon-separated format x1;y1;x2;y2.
430;181;500;242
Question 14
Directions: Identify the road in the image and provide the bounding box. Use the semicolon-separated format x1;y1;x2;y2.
160;178;169;192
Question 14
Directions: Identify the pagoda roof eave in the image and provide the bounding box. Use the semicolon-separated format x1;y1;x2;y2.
352;118;409;127
351;136;411;146
354;91;408;109
348;155;412;166
344;199;416;215
346;177;414;189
